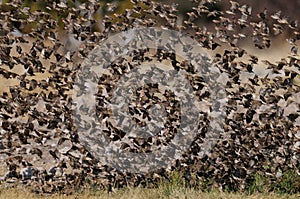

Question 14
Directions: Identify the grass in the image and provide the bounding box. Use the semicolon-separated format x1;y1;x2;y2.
248;170;300;194
0;171;299;199
0;186;299;199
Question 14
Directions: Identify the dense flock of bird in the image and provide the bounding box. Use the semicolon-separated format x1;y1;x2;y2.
0;0;299;194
